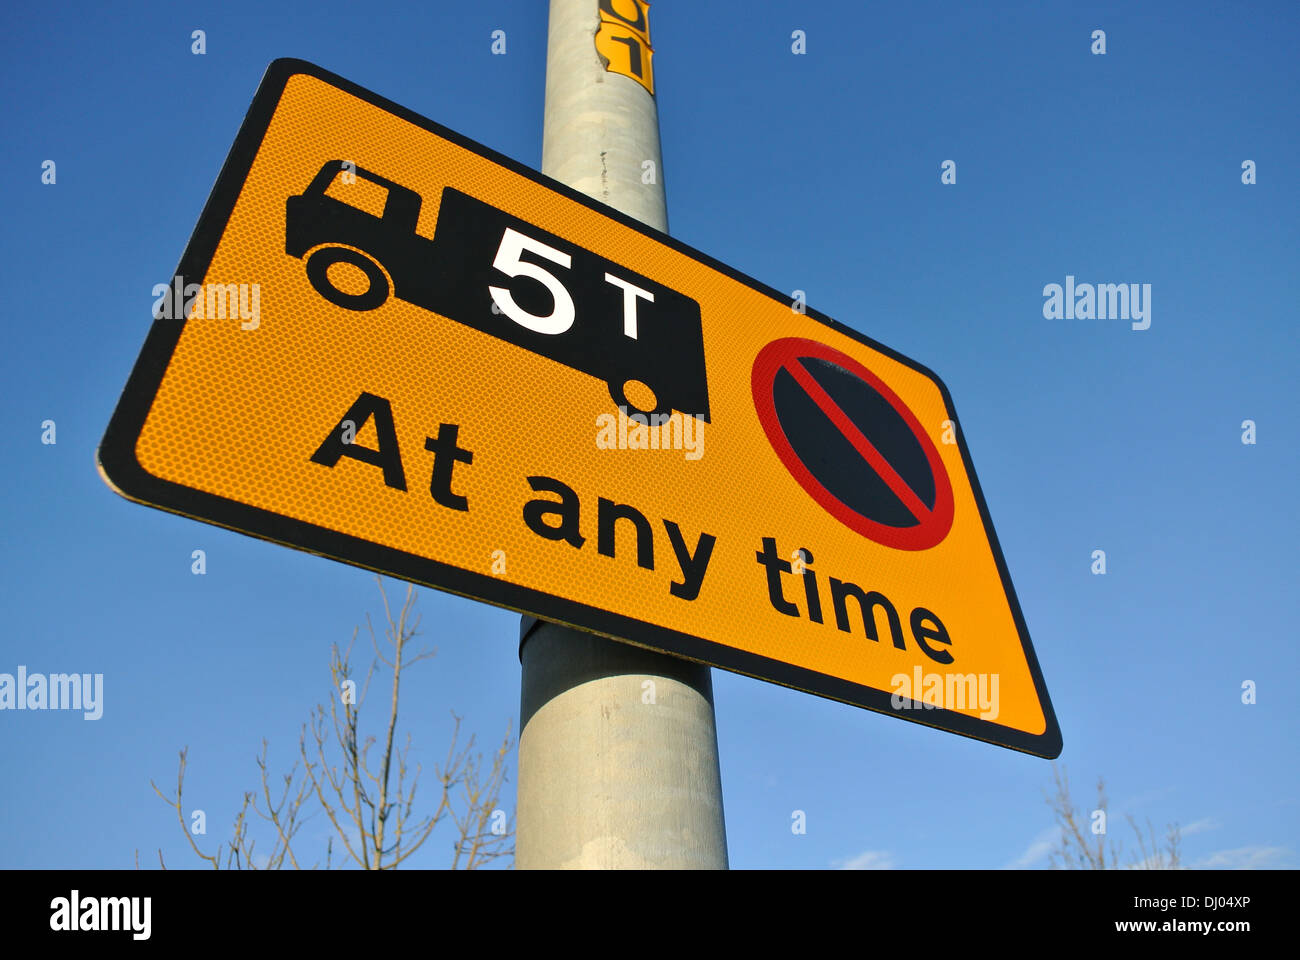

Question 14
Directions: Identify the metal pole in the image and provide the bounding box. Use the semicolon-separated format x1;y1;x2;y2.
514;0;728;870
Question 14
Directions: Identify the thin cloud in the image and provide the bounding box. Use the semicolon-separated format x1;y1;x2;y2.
1193;845;1292;870
835;849;897;870
1004;826;1060;869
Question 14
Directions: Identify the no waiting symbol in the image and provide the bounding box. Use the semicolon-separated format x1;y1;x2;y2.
751;337;954;551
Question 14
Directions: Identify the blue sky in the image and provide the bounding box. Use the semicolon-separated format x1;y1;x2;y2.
2;0;1296;869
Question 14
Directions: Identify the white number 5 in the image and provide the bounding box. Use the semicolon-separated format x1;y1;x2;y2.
488;227;575;335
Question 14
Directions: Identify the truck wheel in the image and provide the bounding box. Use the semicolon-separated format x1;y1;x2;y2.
306;246;390;310
611;378;664;421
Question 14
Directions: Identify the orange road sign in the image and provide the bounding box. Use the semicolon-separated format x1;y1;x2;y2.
99;60;1060;757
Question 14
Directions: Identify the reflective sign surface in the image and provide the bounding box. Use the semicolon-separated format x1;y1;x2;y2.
99;60;1060;757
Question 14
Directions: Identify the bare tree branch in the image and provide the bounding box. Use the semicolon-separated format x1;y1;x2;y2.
150;577;514;869
1045;764;1181;869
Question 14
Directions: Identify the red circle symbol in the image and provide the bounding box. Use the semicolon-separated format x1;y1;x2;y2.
752;338;954;551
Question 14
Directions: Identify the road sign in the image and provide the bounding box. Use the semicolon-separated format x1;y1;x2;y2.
99;59;1060;757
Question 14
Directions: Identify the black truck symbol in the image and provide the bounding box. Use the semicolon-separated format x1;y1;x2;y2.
286;160;710;422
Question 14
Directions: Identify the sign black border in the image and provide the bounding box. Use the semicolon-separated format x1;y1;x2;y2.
97;58;1062;759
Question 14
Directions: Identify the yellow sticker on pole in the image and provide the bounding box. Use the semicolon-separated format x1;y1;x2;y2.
99;60;1060;757
596;0;654;95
